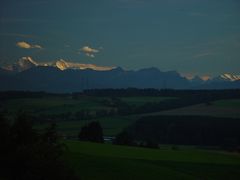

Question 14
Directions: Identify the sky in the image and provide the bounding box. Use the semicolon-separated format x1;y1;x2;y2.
0;0;240;76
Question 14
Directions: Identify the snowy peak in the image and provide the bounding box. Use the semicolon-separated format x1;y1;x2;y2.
220;73;240;82
18;57;38;66
45;59;115;71
191;75;204;83
2;57;115;72
55;59;70;70
3;57;38;72
18;57;38;70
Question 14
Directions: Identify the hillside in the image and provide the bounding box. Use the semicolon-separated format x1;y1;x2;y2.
65;141;240;180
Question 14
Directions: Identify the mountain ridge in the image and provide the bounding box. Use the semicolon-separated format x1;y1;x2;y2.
2;57;116;72
0;57;239;92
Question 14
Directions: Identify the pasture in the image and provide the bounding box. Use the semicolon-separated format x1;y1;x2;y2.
156;100;240;118
65;141;240;180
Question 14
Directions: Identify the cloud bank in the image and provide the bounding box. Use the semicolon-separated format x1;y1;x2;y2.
16;41;43;49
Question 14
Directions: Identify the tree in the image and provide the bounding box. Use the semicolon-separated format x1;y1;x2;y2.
0;113;10;149
10;112;37;146
113;131;135;146
0;112;80;180
78;121;104;143
145;140;159;149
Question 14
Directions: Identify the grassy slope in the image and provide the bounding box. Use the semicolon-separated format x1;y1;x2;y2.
149;104;240;118
37;116;134;136
213;99;240;107
121;96;177;106
65;141;240;180
4;96;174;115
4;96;110;115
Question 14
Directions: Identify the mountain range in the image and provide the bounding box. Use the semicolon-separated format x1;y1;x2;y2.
0;57;239;92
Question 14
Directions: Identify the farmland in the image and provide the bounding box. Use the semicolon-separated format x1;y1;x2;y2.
2;95;178;136
2;93;240;137
154;99;240;118
1;90;240;180
65;141;240;180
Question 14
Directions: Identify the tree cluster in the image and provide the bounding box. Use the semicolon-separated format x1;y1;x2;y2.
0;112;79;180
127;115;240;151
78;121;104;143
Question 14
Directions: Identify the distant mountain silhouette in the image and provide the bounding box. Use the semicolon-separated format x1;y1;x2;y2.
0;58;239;92
1;57;115;72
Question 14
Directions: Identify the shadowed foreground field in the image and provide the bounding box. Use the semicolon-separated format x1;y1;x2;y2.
65;141;240;180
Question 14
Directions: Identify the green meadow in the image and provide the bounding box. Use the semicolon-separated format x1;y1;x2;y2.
4;96;110;114
4;96;174;114
36;116;134;136
213;99;240;107
65;141;240;180
121;96;177;106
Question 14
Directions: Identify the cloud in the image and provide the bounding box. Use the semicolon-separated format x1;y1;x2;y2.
193;52;214;59
86;53;95;58
81;46;99;53
16;41;43;49
80;46;100;58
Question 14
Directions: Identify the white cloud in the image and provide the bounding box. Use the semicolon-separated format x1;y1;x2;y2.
193;52;214;59
80;46;100;58
33;44;42;49
86;53;95;58
16;41;43;49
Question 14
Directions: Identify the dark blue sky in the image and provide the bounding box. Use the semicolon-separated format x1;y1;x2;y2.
1;0;240;76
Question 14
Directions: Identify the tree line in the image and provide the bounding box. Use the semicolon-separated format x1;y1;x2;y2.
124;115;240;151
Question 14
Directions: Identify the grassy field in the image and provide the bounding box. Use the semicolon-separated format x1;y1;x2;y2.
120;96;177;106
4;96;110;115
3;96;175;114
36;116;135;136
213;99;240;107
65;141;240;180
155;101;240;118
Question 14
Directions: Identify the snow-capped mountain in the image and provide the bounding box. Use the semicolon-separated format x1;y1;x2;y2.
219;73;240;82
2;57;115;72
46;59;115;71
210;73;240;82
3;57;38;72
0;57;239;92
54;59;70;70
190;75;205;84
